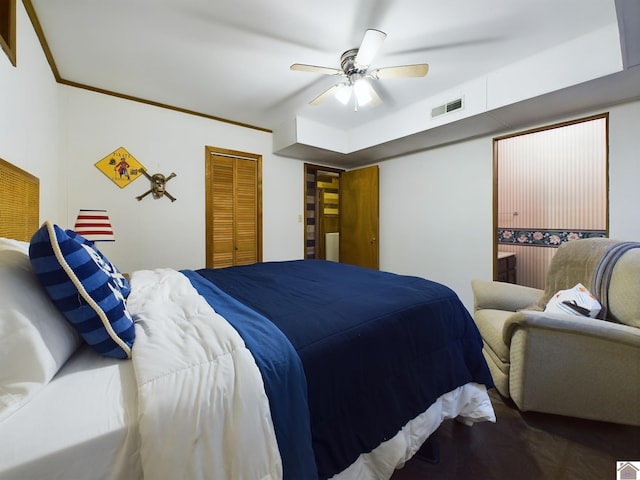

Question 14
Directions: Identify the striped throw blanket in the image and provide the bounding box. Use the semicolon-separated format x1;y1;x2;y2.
592;241;640;319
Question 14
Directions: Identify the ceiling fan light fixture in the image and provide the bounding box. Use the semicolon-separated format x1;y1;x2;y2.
335;86;352;105
354;79;372;106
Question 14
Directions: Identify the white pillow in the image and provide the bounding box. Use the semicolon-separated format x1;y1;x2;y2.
0;247;82;421
0;237;30;253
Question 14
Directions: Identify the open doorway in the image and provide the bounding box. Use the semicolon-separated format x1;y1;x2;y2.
303;163;380;269
494;114;609;289
304;164;344;260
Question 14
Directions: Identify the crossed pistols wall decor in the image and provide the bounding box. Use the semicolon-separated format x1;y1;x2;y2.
136;169;177;202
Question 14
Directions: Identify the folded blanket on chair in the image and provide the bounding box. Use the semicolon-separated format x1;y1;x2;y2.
592;241;640;319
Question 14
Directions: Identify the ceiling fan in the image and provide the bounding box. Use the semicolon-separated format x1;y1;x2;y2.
290;29;429;110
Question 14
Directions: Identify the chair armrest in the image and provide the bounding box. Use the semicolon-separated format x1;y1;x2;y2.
503;310;640;348
471;279;543;313
503;309;640;425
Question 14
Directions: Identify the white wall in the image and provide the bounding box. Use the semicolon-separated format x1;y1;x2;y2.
0;2;304;274
0;1;64;222
54;92;640;309
0;3;304;274
608;100;640;241
59;87;304;272
378;100;640;310
378;137;493;309
3;2;639;312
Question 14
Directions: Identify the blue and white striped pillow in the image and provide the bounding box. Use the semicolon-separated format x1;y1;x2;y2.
65;229;131;298
29;221;134;359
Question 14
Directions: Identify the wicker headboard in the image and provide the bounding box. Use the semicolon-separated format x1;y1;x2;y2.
0;158;40;241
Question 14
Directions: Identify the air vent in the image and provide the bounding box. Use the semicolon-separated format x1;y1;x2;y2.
431;97;464;118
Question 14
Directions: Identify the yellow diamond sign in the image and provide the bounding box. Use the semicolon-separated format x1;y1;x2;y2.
95;147;145;189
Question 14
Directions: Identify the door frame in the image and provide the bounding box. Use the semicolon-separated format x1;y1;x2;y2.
302;163;380;269
303;163;344;259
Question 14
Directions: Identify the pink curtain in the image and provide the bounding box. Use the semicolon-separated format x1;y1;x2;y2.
496;116;607;289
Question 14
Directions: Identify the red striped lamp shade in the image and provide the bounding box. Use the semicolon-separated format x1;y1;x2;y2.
74;209;115;242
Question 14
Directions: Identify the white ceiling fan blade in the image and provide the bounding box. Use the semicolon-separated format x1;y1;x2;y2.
309;82;349;106
355;29;387;69
371;64;429;79
290;64;344;76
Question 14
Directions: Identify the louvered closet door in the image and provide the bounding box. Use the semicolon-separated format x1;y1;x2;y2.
234;158;258;265
206;149;261;269
210;156;235;267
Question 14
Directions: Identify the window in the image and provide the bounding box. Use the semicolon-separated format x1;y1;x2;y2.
494;114;608;288
0;0;16;66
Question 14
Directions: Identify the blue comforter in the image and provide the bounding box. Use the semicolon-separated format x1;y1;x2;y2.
188;260;493;479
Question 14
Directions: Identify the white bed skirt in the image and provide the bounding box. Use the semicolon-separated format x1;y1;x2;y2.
0;350;493;480
332;382;495;480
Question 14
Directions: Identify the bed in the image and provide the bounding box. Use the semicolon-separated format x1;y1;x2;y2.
0;158;495;480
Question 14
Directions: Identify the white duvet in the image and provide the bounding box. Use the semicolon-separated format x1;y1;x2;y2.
127;268;496;480
128;268;282;480
0;267;494;480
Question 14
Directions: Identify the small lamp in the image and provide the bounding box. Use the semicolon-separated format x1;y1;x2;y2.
74;209;115;242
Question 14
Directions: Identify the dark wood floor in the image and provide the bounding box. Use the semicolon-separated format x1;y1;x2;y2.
391;389;640;480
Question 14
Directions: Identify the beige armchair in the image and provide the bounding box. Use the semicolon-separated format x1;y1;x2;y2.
471;238;640;426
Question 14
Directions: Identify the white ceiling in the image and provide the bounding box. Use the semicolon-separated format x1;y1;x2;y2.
27;0;640;166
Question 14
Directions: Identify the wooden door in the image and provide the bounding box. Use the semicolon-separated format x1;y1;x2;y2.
234;158;259;265
340;165;379;269
205;147;262;269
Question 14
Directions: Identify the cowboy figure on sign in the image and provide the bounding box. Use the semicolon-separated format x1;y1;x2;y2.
115;157;131;180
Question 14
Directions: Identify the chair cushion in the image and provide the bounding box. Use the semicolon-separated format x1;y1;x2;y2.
473;309;515;364
481;348;510;398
